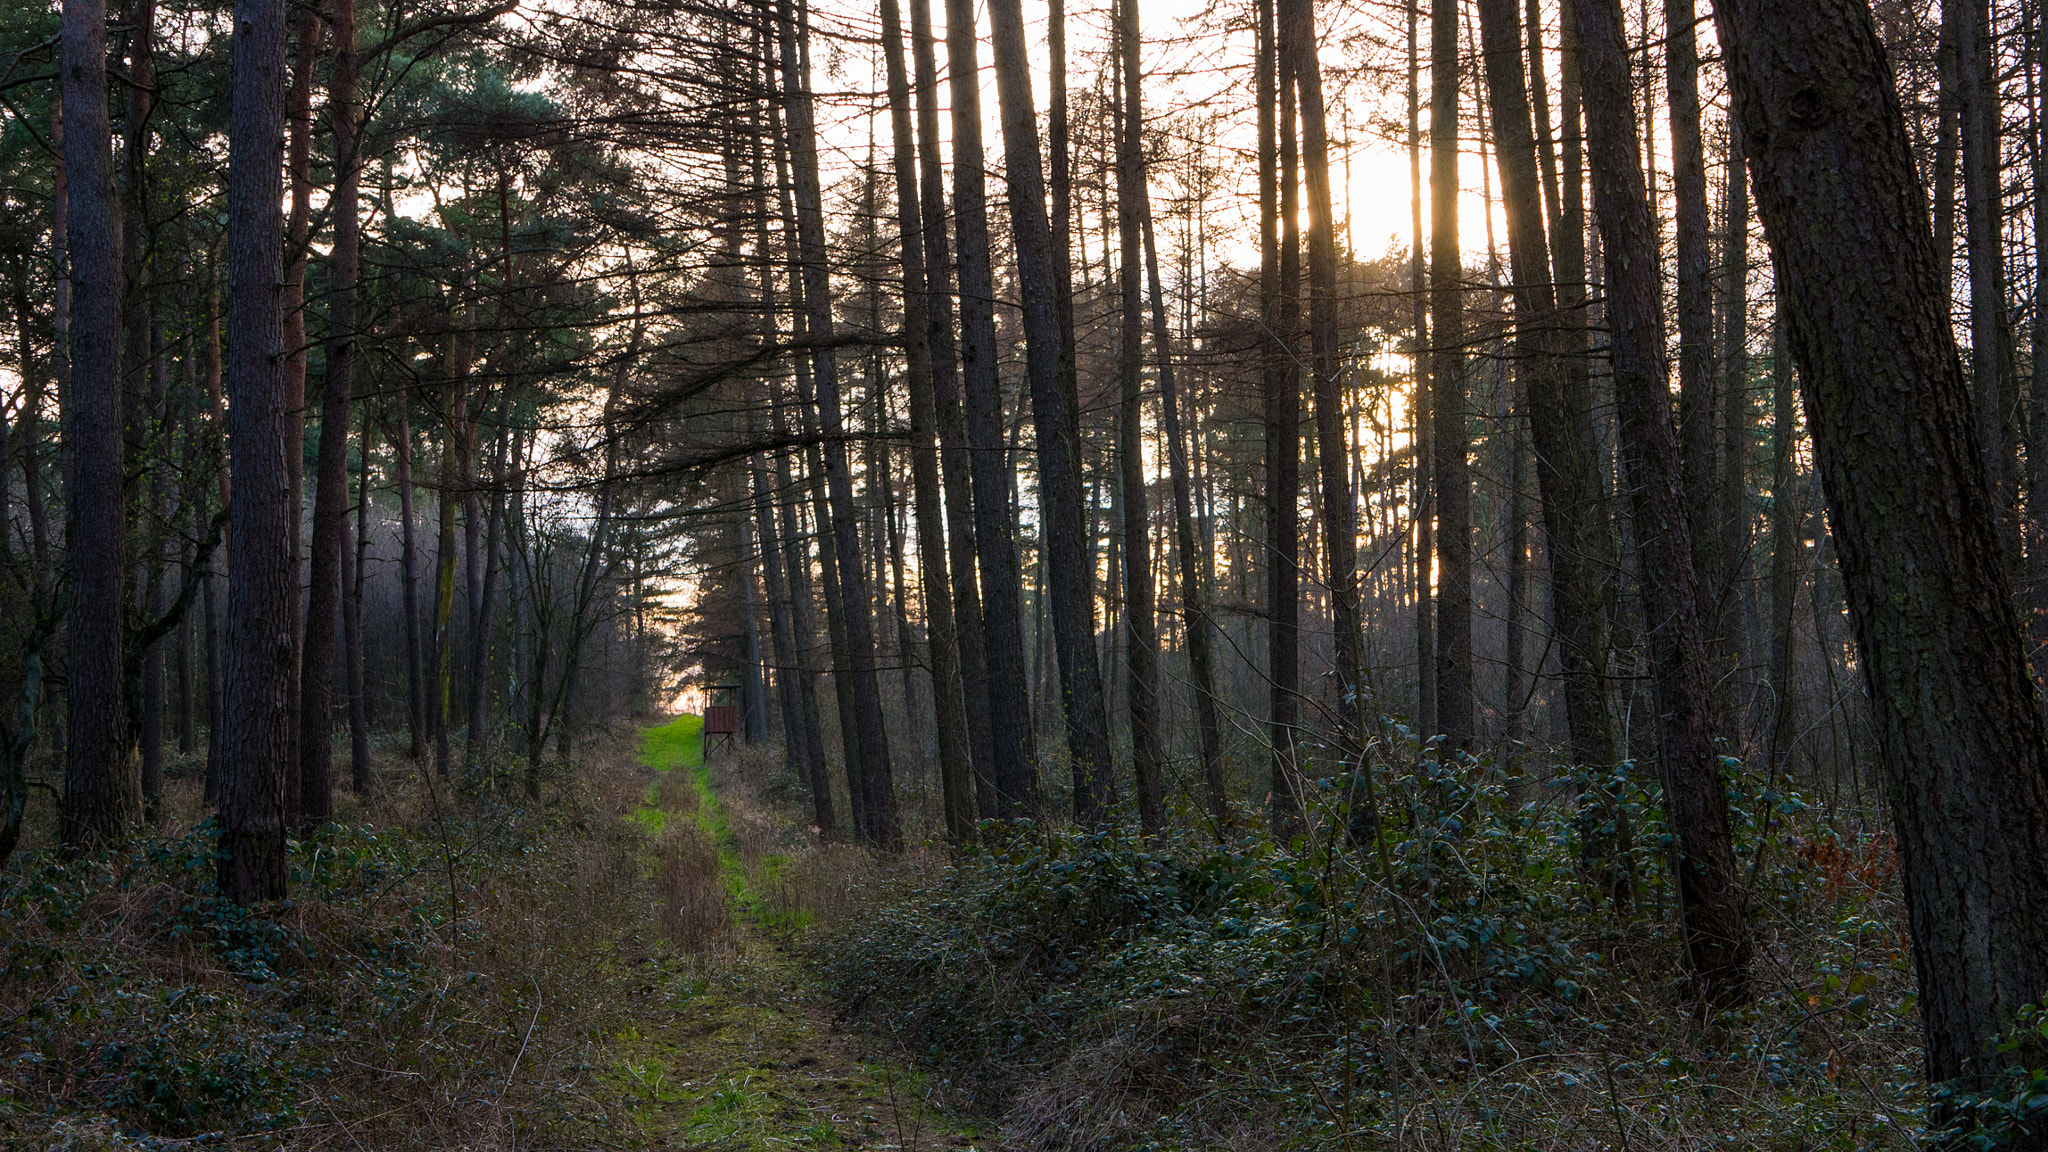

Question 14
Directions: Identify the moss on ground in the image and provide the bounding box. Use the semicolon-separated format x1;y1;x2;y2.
607;715;977;1151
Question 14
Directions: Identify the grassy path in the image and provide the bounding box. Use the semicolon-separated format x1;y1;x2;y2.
606;716;975;1151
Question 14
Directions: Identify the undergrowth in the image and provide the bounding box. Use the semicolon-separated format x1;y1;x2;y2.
0;731;658;1149
818;730;1928;1151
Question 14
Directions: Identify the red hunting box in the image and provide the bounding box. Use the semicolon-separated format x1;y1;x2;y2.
702;684;741;760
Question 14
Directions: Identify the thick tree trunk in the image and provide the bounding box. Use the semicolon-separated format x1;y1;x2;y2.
1717;0;2048;1105
944;0;1039;815
985;0;1114;825
219;0;293;903
59;0;129;855
1578;0;1750;1004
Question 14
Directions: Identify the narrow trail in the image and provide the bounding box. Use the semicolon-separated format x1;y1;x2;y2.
604;716;978;1151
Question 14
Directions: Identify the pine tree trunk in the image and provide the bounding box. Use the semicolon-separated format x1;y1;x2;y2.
1475;0;1616;810
219;0;294;903
1408;0;1434;741
300;0;359;825
1283;0;1364;811
944;0;1040;815
1113;0;1164;833
911;0;997;815
396;395;427;763
1718;0;2048;1103
776;0;896;846
985;0;1114;825
1958;0;2018;554
59;0;129;855
1579;0;1750;1004
878;0;974;840
346;407;372;793
1431;0;1473;752
1260;0;1304;840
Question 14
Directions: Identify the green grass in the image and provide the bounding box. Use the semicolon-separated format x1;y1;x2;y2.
640;713;705;772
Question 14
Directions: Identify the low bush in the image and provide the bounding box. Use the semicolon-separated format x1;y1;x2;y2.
820;732;1927;1151
0;733;657;1149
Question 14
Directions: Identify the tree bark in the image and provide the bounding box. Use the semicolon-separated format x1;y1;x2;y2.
220;0;294;903
1140;176;1225;829
1717;0;2048;1103
1957;0;2018;554
1408;0;1434;741
877;0;974;841
944;0;1040;815
985;0;1114;826
1431;0;1473;752
1283;0;1364;819
300;0;359;826
777;0;896;846
1579;0;1750;1004
1114;0;1164;834
1260;0;1304;840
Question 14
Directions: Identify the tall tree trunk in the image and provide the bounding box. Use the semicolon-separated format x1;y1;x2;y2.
1408;0;1434;741
1762;317;1800;774
220;0;293;903
985;0;1114;826
1114;0;1164;833
1578;0;1750;1004
1719;0;2048;1105
59;0;129;855
777;0;896;846
1476;0;1617;821
876;0;974;841
346;407;372;792
395;393;427;762
1140;167;1225;829
2033;0;2048;670
1719;115;1752;662
910;0;996;816
751;452;804;778
1666;0;1718;616
1260;0;1304;840
278;10;320;819
1958;0;2018;554
1432;0;1473;752
300;0;358;826
1282;0;1370;836
944;0;1040;814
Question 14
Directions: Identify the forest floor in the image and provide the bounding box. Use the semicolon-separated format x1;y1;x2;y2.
602;716;981;1151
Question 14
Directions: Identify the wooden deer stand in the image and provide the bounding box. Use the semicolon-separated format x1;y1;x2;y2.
701;684;741;763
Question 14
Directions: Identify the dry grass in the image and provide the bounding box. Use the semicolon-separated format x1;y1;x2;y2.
653;819;737;954
0;724;669;1151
